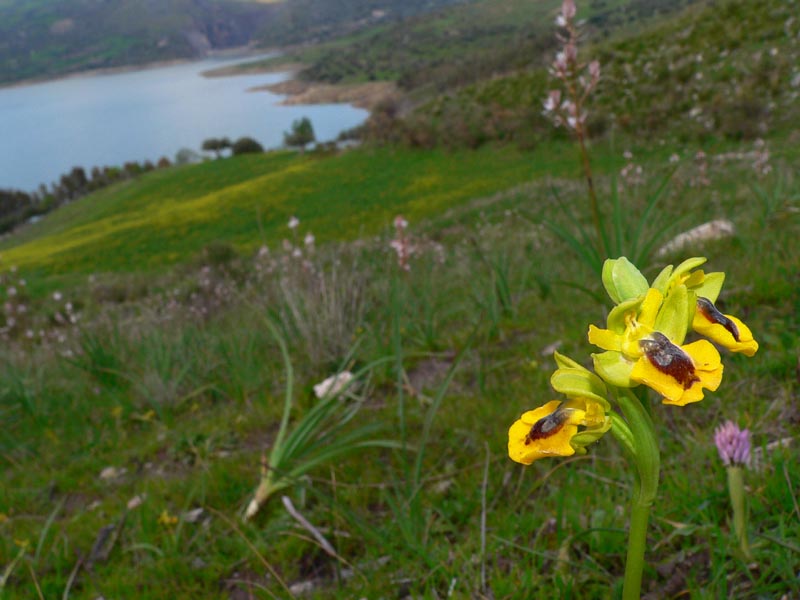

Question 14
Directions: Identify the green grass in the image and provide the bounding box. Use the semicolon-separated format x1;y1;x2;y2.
1;0;799;595
0;133;797;597
0;145;586;277
370;0;800;149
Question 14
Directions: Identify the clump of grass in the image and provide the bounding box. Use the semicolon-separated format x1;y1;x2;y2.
245;318;401;520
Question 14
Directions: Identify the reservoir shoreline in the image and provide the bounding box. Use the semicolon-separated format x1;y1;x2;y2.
0;52;368;192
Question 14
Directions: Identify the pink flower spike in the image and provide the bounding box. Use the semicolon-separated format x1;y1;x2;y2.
553;52;568;74
714;421;751;467
543;90;562;112
564;42;577;64
588;60;601;87
561;0;577;21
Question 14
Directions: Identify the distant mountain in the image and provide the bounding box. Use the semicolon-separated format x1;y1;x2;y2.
0;0;278;85
0;0;473;85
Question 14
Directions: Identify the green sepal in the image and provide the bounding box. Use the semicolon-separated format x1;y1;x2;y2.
651;265;673;294
654;283;690;344
602;257;649;304
553;351;585;371
592;351;636;388
570;418;612;452
551;367;610;410
670;256;707;282
693;271;725;303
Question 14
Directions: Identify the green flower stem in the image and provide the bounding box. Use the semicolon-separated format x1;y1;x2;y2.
608;413;635;460
623;499;652;600
726;466;752;560
614;388;661;600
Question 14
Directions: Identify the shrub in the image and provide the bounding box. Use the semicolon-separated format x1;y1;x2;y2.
231;137;264;155
175;148;201;165
283;117;316;152
201;137;232;158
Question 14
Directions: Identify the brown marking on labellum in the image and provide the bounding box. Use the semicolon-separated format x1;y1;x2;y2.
525;407;567;444
639;332;700;390
697;297;740;341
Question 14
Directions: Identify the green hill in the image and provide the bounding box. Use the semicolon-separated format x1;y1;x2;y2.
0;0;274;84
0;147;560;275
273;0;699;92
0;0;473;85
386;0;800;146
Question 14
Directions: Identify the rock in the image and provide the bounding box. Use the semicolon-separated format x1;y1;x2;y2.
656;219;734;257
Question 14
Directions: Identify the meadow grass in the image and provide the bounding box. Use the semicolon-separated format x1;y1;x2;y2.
2;0;799;597
0;146;574;278
0;131;798;598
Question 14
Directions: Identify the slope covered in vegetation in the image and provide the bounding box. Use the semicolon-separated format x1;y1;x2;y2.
274;0;698;94
380;0;800;147
0;0;798;598
0;146;561;275
0;0;472;85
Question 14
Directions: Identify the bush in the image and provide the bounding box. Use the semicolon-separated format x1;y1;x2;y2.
231;137;264;155
202;137;232;158
175;148;201;165
283;117;316;151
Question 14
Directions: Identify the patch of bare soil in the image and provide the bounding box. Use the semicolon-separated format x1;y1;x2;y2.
643;549;710;599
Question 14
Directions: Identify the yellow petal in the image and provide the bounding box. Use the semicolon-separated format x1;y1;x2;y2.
631;338;723;406
588;325;621;351
508;401;580;465
638;288;663;328
660;359;724;406
693;303;758;356
631;356;686;403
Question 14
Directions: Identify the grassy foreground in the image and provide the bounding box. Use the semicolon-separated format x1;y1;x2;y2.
0;133;798;598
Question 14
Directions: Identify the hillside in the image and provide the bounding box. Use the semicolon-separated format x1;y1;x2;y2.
263;0;699;93
373;0;800;147
252;0;474;46
0;137;797;599
0;0;276;85
0;146;563;275
0;0;472;85
0;0;798;597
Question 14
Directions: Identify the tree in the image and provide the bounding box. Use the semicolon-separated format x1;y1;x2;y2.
283;117;316;152
202;137;231;158
175;148;201;165
231;137;264;155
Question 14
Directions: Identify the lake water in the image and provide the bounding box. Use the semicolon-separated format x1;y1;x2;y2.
0;55;368;193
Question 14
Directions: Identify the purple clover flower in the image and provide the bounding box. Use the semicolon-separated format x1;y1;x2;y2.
714;420;751;467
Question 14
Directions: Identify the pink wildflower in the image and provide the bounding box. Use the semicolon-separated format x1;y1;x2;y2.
561;0;577;21
714;421;751;467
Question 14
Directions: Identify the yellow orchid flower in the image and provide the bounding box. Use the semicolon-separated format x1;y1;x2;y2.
508;397;609;464
693;297;759;356
631;332;723;406
653;257;759;356
506;255;758;600
589;287;723;405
